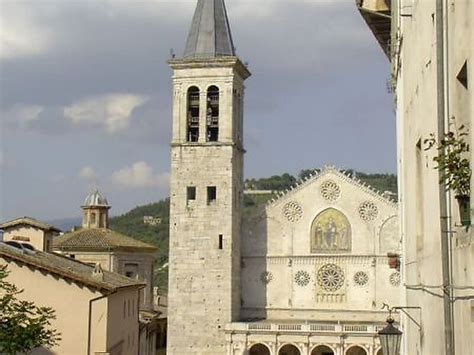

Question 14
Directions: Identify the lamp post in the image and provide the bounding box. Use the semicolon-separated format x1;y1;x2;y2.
378;317;402;355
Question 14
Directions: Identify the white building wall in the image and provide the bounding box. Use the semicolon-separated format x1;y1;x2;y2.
393;0;474;354
241;169;400;324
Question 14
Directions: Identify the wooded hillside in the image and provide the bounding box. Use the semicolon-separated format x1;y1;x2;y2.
109;169;397;293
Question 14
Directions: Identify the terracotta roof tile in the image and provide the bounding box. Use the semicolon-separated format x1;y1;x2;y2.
54;228;158;252
0;243;144;292
0;216;62;233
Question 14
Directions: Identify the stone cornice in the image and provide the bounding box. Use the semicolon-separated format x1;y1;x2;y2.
168;57;251;80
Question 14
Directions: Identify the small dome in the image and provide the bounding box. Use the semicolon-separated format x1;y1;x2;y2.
83;189;109;207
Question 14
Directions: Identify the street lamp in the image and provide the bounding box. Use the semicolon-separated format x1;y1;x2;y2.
378;317;402;355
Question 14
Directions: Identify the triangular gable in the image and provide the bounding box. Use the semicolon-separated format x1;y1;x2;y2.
265;165;397;211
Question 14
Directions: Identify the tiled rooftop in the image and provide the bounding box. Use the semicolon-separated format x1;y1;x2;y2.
0;242;144;292
54;228;158;253
0;216;62;233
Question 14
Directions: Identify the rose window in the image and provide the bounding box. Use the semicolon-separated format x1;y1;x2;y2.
260;271;273;284
294;270;311;286
358;201;379;222
283;201;303;223
390;272;401;287
320;180;341;202
317;264;344;292
353;271;369;286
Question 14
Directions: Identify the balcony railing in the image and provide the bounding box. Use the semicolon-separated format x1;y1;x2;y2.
227;321;384;335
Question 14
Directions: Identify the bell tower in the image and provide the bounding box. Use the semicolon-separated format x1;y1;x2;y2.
81;189;110;229
167;0;250;353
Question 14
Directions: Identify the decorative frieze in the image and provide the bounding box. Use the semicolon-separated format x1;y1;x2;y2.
245;255;384;266
282;201;303;223
294;270;311;286
389;271;401;286
353;271;369;286
358;201;379;222
320;180;341;202
260;271;274;284
317;264;345;292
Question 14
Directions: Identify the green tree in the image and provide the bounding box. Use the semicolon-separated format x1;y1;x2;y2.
0;264;60;354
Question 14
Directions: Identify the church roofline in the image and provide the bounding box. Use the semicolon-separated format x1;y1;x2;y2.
266;165;398;209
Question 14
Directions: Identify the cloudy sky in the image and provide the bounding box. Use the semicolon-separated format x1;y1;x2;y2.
0;0;395;221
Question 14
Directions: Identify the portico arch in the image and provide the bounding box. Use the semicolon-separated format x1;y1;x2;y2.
311;344;335;355
249;343;271;355
278;343;300;355
345;345;367;355
376;349;383;355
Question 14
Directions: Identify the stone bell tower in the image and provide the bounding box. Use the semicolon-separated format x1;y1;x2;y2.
167;0;251;353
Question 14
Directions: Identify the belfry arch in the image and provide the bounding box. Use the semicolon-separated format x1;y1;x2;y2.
187;86;200;142
206;85;220;141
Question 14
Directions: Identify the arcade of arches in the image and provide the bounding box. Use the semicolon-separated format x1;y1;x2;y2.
247;343;377;355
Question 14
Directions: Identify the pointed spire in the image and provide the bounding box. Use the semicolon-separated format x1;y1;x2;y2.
183;0;236;59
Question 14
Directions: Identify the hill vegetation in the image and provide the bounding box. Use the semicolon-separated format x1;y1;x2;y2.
109;199;170;292
109;169;397;293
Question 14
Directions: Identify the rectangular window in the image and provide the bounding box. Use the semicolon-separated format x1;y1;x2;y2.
124;263;138;279
207;186;217;205
187;186;196;202
218;234;223;250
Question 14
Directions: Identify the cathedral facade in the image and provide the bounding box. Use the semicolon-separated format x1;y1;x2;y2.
167;1;401;354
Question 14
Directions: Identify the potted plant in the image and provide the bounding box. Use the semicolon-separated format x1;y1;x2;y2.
424;118;471;226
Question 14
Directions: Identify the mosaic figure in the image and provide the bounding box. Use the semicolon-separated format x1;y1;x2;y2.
311;208;351;252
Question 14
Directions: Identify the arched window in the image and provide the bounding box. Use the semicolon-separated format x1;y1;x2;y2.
345;345;367;355
279;344;301;355
249;343;271;355
187;86;200;142
311;345;335;355
90;212;97;225
206;85;219;141
311;208;351;253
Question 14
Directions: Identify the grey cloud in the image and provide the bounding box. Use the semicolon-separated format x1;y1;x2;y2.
1;1;396;220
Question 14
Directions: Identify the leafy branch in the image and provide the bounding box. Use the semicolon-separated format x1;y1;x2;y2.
0;264;61;354
424;118;471;197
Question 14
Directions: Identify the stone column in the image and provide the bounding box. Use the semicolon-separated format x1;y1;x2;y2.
199;90;207;143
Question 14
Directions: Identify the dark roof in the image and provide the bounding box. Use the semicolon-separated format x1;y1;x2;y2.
0;242;144;292
356;0;391;58
183;0;235;59
0;216;62;233
54;228;158;253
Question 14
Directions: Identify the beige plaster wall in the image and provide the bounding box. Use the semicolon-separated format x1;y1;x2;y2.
394;0;474;354
1;257;140;355
60;251;155;309
3;226;55;252
106;288;139;354
2;257;104;354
